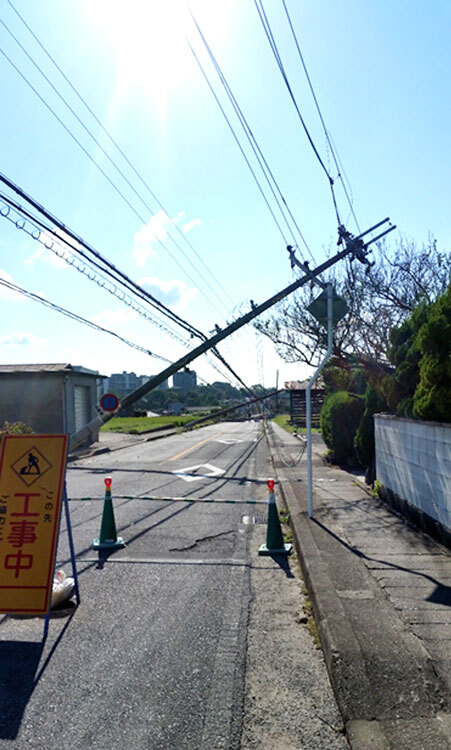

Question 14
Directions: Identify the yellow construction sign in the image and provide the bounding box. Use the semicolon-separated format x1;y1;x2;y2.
0;434;68;614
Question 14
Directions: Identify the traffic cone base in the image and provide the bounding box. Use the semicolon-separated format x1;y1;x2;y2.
91;536;125;550
258;541;292;556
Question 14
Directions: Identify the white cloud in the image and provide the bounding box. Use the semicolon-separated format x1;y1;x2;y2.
182;218;201;233
91;308;139;327
138;276;198;311
0;332;47;347
133;210;183;267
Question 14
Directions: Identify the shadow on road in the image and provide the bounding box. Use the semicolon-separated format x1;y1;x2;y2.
0;609;76;739
267;553;295;579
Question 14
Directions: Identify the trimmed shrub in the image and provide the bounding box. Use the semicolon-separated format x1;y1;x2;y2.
320;391;364;465
354;384;387;480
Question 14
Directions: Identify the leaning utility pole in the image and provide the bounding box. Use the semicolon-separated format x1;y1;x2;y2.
70;222;393;452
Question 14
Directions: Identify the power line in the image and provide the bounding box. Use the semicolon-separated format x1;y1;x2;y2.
6;0;237;311
0;21;231;320
0;196;193;346
188;9;314;262
0;277;172;361
187;40;290;246
280;0;361;233
0;273;247;394
253;0;342;226
0;12;259;395
0;181;256;395
0;177;205;339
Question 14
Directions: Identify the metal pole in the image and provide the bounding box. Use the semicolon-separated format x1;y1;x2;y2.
307;283;334;518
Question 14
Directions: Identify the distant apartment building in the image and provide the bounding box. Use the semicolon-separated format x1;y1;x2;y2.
141;375;168;390
104;371;168;395
172;367;197;390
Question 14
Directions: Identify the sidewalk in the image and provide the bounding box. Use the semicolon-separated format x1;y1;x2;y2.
268;422;451;750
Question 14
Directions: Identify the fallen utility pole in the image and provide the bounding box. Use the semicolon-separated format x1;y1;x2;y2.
183;388;284;430
70;244;353;451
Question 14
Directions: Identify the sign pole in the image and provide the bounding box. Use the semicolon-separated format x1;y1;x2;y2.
307;283;335;518
63;481;80;605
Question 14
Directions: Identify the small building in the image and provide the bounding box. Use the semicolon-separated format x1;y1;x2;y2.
0;364;105;445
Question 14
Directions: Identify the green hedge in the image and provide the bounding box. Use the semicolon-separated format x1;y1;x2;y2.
320;391;364;464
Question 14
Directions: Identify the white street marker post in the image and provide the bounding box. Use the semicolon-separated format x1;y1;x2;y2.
306;283;334;518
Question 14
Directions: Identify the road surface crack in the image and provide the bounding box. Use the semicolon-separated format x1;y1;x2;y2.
169;529;235;551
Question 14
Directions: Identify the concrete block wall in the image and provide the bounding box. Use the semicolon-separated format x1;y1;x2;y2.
375;415;451;533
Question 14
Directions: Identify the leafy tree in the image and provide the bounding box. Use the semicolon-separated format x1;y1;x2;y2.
413;285;451;421
383;284;451;422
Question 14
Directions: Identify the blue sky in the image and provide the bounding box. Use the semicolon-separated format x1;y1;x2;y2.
0;0;449;391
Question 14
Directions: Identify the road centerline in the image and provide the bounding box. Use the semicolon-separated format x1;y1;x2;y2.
168;427;233;462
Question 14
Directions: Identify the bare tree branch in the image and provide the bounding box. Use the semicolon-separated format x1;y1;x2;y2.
255;236;450;368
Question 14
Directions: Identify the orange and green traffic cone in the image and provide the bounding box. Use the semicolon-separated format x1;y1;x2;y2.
91;476;125;550
258;479;292;556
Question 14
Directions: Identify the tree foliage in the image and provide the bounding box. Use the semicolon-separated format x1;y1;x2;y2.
255;237;450;368
382;283;451;422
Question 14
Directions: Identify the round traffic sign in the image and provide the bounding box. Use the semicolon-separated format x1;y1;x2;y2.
100;392;120;412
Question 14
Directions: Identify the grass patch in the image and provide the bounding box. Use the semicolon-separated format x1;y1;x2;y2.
299;581;321;649
279;507;291;525
100;415;198;434
272;414;320;435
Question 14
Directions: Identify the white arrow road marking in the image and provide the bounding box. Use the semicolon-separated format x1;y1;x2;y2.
172;463;226;483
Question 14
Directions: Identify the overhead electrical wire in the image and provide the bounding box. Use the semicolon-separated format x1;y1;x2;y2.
0;196;253;392
0;10;260;396
280;0;361;233
0;17;231;320
0;197;193;346
187;40;288;247
0;186;257;395
253;0;342;227
0;277;171;361
0;181;204;340
188;9;315;263
5;0;237;311
0;274;248;394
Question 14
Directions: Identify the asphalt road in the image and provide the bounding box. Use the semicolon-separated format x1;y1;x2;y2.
0;421;345;749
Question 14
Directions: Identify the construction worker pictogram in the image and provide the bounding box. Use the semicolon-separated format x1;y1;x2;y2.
11;446;52;487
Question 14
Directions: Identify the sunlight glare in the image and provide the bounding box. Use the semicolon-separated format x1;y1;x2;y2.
81;0;224;110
